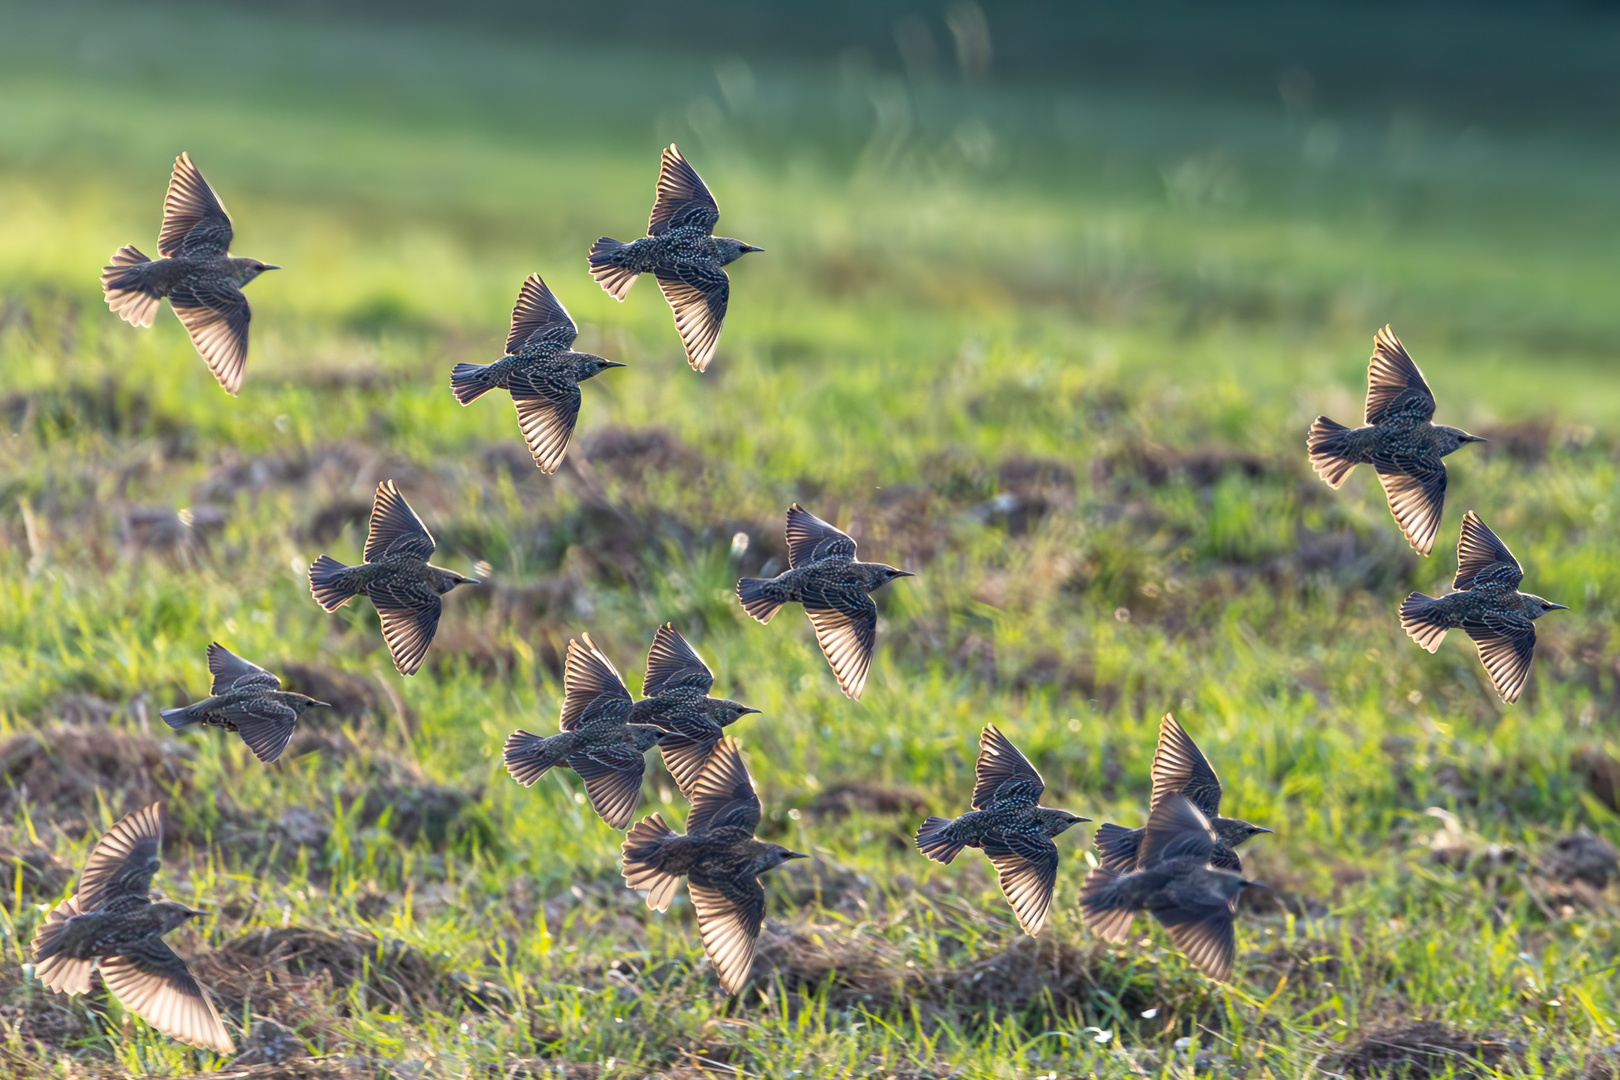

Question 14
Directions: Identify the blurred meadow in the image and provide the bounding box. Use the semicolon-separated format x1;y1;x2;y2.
2;1;1620;1076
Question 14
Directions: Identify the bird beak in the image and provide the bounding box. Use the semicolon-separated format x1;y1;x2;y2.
1545;602;1569;611
262;265;281;271
601;360;628;369
786;850;809;860
743;245;764;253
738;706;762;715
1245;881;1268;890
189;907;209;918
894;570;916;578
458;575;481;585
1464;434;1486;443
312;700;333;709
1253;826;1274;834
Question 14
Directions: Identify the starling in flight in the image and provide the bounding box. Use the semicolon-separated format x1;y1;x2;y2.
503;634;667;829
636;623;761;796
449;274;625;473
308;480;478;676
736;504;914;699
160;642;329;764
101;152;278;396
588;144;762;372
1093;714;1270;874
915;724;1090;936
1307;325;1484;555
1080;793;1261;982
31;803;234;1054
621;737;806;994
1400;510;1567;704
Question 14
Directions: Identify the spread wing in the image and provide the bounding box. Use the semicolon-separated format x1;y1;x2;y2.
1375;462;1448;557
656;264;728;373
784;504;857;568
205;642;279;695
158;152;233;259
507;369;582;474
642;623;715;697
568;743;648;830
170;282;250;396
76;803;163;913
560;634;632;732
1465;612;1538;704
505;274;578;354
218;699;300;764
971;724;1044;811
648;144;720;236
984;833;1060;936
1364;325;1435;426
803;596;877;701
1156;899;1238;983
1454;511;1523;592
368;581;441;677
657;727;721;798
687;877;763;995
1149;714;1222;819
100;939;235;1054
364;480;436;563
684;737;761;836
1137;793;1219;868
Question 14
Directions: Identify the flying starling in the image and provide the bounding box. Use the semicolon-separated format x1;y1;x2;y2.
1079;793;1261;983
307;480;478;676
621;737;806;994
101;152;278;396
1400;510;1567;704
588;144;762;372
449;274;625;473
503;634;667;829
1093;714;1270;874
736;504;914;700
915;724;1090;936
30;803;234;1054
636;623;761;795
160;643;329;764
1307;325;1485;555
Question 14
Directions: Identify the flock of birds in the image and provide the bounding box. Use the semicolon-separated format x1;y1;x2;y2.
24;146;1568;1056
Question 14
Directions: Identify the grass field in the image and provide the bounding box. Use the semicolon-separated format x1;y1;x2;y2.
1;3;1619;1076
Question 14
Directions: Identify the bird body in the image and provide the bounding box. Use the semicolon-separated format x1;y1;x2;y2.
737;504;914;699
160;643;328;763
915;724;1089;936
588;144;760;372
1307;325;1483;555
101;153;277;395
450;275;624;473
1400;510;1566;703
308;480;477;676
630;623;760;794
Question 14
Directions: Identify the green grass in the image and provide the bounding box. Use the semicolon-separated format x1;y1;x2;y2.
1;2;1619;1077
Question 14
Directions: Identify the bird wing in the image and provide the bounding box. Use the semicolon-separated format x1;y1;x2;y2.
983;833;1060;936
642;623;716;697
1364;325;1435;426
1078;866;1136;943
1137;793;1219;868
560;634;632;732
648;144;720;236
657;728;720;799
216;699;300;764
1465;611;1538;705
75;803;163;914
158;153;233;259
1374;460;1447;558
1154;897;1237;982
684;737;761;836
803;593;878;701
569;744;648;830
506;369;583;475
1149;713;1223;818
784;504;858;568
363;480;437;563
1453;511;1524;592
505;273;579;354
655;264;729;372
687;877;763;995
169;281;251;396
205;642;279;695
367;581;442;677
100;938;235;1054
971;723;1045;811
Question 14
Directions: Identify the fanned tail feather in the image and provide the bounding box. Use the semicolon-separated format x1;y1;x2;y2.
159;705;199;730
622;814;683;912
31;896;94;996
502;730;572;787
450;362;501;405
1078;866;1136;944
588;238;639;300
308;554;359;612
1093;822;1144;872
735;578;786;624
1307;416;1358;489
1399;592;1449;652
100;245;162;328
915;816;965;864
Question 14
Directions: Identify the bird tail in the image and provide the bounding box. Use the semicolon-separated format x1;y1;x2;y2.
159;703;201;730
622;814;683;912
308;554;360;612
1092;822;1144;873
1306;416;1358;489
1399;592;1450;653
31;895;95;996
100;245;163;329
450;362;500;405
502;729;573;787
914;815;966;864
1078;866;1137;944
588;238;639;301
735;577;787;624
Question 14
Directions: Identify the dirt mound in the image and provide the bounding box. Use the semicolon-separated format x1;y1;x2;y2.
0;845;73;901
1541;830;1619;890
1335;1020;1522;1078
0;724;198;824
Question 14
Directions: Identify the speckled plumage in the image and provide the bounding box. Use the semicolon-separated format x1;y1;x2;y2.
307;480;478;676
1307;325;1484;555
160;643;329;763
736;504;914;699
1400;510;1566;704
915;725;1089;936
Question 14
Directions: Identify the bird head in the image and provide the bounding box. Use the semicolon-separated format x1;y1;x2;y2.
1217;818;1274;846
1440;426;1487;453
1523;594;1569;620
759;844;809;873
715;700;762;727
1038;808;1092;837
232;258;279;285
630;724;666;752
433;569;481;595
875;564;916;589
572;352;627;381
289;693;332;716
714;237;763;266
152;900;208;932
